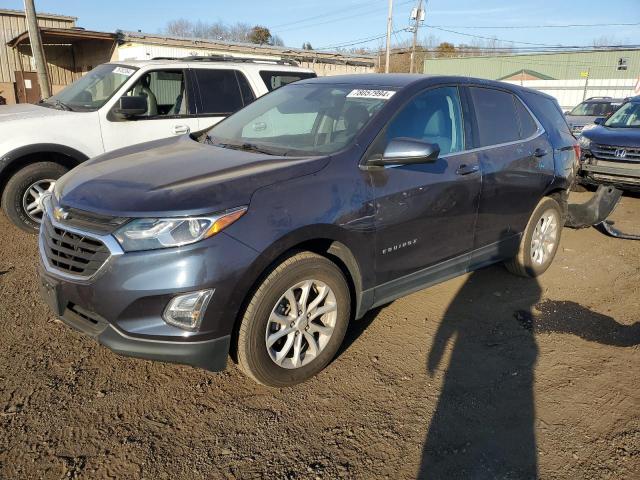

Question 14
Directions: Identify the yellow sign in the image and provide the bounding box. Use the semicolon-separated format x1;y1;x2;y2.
580;71;589;78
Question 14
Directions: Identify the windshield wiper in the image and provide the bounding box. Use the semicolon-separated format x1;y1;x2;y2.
53;99;73;111
215;142;279;156
40;99;73;111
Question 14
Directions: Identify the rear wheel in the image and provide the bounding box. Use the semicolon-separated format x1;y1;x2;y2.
236;251;351;387
505;197;563;278
1;162;68;233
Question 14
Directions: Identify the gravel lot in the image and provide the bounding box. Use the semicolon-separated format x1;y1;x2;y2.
0;192;638;479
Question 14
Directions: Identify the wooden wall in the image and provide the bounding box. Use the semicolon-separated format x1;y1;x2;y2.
0;11;75;84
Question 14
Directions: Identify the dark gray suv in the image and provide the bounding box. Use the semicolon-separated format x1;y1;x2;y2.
37;74;578;386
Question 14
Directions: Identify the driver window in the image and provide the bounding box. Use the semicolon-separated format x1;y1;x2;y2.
122;70;187;118
386;86;464;155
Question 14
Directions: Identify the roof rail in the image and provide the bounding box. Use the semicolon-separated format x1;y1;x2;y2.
151;55;299;66
586;96;613;100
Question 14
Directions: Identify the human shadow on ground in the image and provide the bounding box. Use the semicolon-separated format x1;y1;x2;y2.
418;265;639;479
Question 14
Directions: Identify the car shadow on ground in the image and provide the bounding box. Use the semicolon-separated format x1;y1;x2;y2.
417;266;639;479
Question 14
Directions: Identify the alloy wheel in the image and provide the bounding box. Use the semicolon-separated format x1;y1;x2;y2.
265;279;338;369
22;179;55;223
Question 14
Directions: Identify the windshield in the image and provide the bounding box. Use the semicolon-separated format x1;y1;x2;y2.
43;64;137;112
604;101;640;128
569;101;617;116
206;84;394;156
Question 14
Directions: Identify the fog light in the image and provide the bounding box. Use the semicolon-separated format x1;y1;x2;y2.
163;289;214;331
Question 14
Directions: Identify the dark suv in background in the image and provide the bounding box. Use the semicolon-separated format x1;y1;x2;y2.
37;74;579;386
565;96;626;136
578;95;640;191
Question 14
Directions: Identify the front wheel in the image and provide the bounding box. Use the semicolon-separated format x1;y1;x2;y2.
505;197;563;278
236;251;351;387
1;162;68;233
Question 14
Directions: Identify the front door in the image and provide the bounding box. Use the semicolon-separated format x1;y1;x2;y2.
369;86;481;300
15;71;41;103
99;69;200;151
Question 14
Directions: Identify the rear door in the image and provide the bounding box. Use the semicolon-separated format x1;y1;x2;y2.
191;68;254;131
466;86;554;253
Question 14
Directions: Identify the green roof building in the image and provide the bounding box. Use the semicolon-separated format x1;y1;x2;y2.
423;49;640;81
423;49;640;109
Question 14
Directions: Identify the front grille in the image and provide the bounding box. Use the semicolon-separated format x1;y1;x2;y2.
591;143;640;162
42;217;110;277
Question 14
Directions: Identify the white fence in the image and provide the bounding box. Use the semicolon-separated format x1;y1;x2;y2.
502;78;638;110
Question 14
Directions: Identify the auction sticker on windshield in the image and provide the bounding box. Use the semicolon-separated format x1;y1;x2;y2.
347;89;396;100
113;66;135;77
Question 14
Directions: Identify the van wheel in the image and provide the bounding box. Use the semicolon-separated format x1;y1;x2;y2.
237;251;351;387
1;162;68;233
505;197;563;278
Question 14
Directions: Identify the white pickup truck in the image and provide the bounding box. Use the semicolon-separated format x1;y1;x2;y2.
0;56;315;232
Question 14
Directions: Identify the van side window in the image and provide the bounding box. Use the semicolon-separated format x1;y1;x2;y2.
124;70;188;117
514;98;538;139
235;71;256;105
470;87;521;147
259;71;317;92
194;69;244;115
386;86;464;155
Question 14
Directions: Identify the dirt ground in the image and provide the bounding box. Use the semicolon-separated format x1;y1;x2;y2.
0;192;638;480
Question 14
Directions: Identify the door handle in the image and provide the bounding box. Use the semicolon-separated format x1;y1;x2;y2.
533;148;548;157
173;125;190;135
456;164;479;176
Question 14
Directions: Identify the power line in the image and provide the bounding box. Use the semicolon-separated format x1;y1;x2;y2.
270;0;373;29
315;28;409;50
273;0;415;34
428;25;569;47
424;22;640;30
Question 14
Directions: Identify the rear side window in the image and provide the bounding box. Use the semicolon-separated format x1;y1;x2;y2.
514;98;539;138
469;87;520;147
259;71;317;92
522;92;572;138
194;69;244;115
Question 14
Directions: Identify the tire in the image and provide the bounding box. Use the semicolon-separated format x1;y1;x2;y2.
237;251;351;387
1;162;68;233
505;196;563;278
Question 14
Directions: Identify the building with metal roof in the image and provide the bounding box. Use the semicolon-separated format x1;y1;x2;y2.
423;49;640;109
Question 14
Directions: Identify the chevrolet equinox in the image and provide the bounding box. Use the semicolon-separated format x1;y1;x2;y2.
37;74;578;386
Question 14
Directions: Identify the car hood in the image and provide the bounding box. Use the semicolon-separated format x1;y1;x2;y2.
582;125;640;148
565;115;597;127
55;135;330;217
0;103;70;122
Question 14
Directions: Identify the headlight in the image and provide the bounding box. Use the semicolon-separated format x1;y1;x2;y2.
578;135;591;149
114;207;247;251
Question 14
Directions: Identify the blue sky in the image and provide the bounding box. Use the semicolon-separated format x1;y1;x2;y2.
4;0;639;51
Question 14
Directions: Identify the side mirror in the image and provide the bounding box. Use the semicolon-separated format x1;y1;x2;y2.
594;117;605;125
113;95;147;117
564;111;570;115
368;138;440;167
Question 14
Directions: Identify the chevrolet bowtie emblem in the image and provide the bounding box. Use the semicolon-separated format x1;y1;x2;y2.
53;206;69;221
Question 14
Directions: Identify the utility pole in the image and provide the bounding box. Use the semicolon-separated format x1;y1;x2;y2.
409;0;424;73
384;0;393;73
23;0;51;98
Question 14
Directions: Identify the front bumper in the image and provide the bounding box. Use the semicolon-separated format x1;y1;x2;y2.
39;286;231;371
37;211;259;372
578;158;640;192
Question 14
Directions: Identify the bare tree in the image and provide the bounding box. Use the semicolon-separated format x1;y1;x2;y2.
165;18;193;38
162;19;255;43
